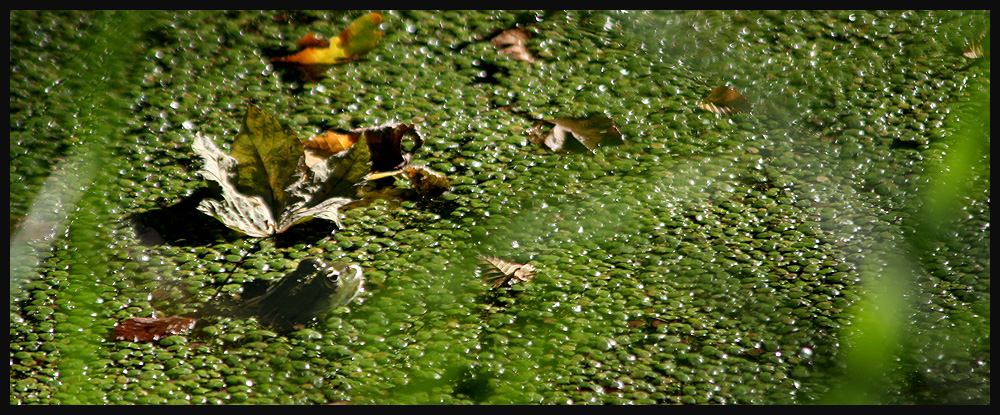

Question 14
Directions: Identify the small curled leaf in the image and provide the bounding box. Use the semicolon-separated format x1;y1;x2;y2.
403;166;452;198
361;122;423;173
528;114;625;153
491;28;535;63
478;255;537;289
697;85;752;115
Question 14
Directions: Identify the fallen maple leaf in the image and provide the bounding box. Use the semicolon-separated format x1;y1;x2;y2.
527;114;625;153
193;105;422;237
231;104;306;216
272;12;383;67
113;315;197;343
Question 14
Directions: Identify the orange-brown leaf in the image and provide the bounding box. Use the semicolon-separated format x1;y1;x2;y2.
113;315;197;343
303;130;361;167
304;131;358;155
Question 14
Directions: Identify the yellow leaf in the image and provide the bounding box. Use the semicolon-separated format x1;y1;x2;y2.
337;12;384;59
272;12;383;66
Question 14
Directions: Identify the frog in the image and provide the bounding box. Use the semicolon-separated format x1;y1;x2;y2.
236;258;365;333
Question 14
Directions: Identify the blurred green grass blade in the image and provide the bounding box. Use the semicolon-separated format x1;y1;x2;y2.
821;63;989;405
37;11;147;404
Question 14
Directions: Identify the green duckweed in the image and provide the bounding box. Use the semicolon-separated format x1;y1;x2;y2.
9;10;990;405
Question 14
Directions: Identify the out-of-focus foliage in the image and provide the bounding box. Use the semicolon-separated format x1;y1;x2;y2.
822;72;989;405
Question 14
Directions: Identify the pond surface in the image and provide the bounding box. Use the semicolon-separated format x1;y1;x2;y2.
10;10;989;404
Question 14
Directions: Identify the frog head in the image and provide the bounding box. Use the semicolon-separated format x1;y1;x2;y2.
244;258;365;333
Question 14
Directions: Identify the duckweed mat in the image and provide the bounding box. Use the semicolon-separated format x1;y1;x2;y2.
10;10;989;404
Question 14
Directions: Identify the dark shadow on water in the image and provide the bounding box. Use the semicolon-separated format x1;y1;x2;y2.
272;219;339;248
124;187;236;247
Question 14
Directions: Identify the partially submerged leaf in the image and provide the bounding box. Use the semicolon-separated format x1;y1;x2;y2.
528;114;625;153
697;85;752;115
272;13;384;66
113;315;196;343
479;255;537;289
491;28;535;63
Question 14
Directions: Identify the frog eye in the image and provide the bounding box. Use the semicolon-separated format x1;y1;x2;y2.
327;268;340;282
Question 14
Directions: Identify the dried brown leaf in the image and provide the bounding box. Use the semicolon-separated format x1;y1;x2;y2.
491;28;535;63
478;255;537;289
528;114;624;153
361;123;423;173
403;165;451;198
697;85;752;115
